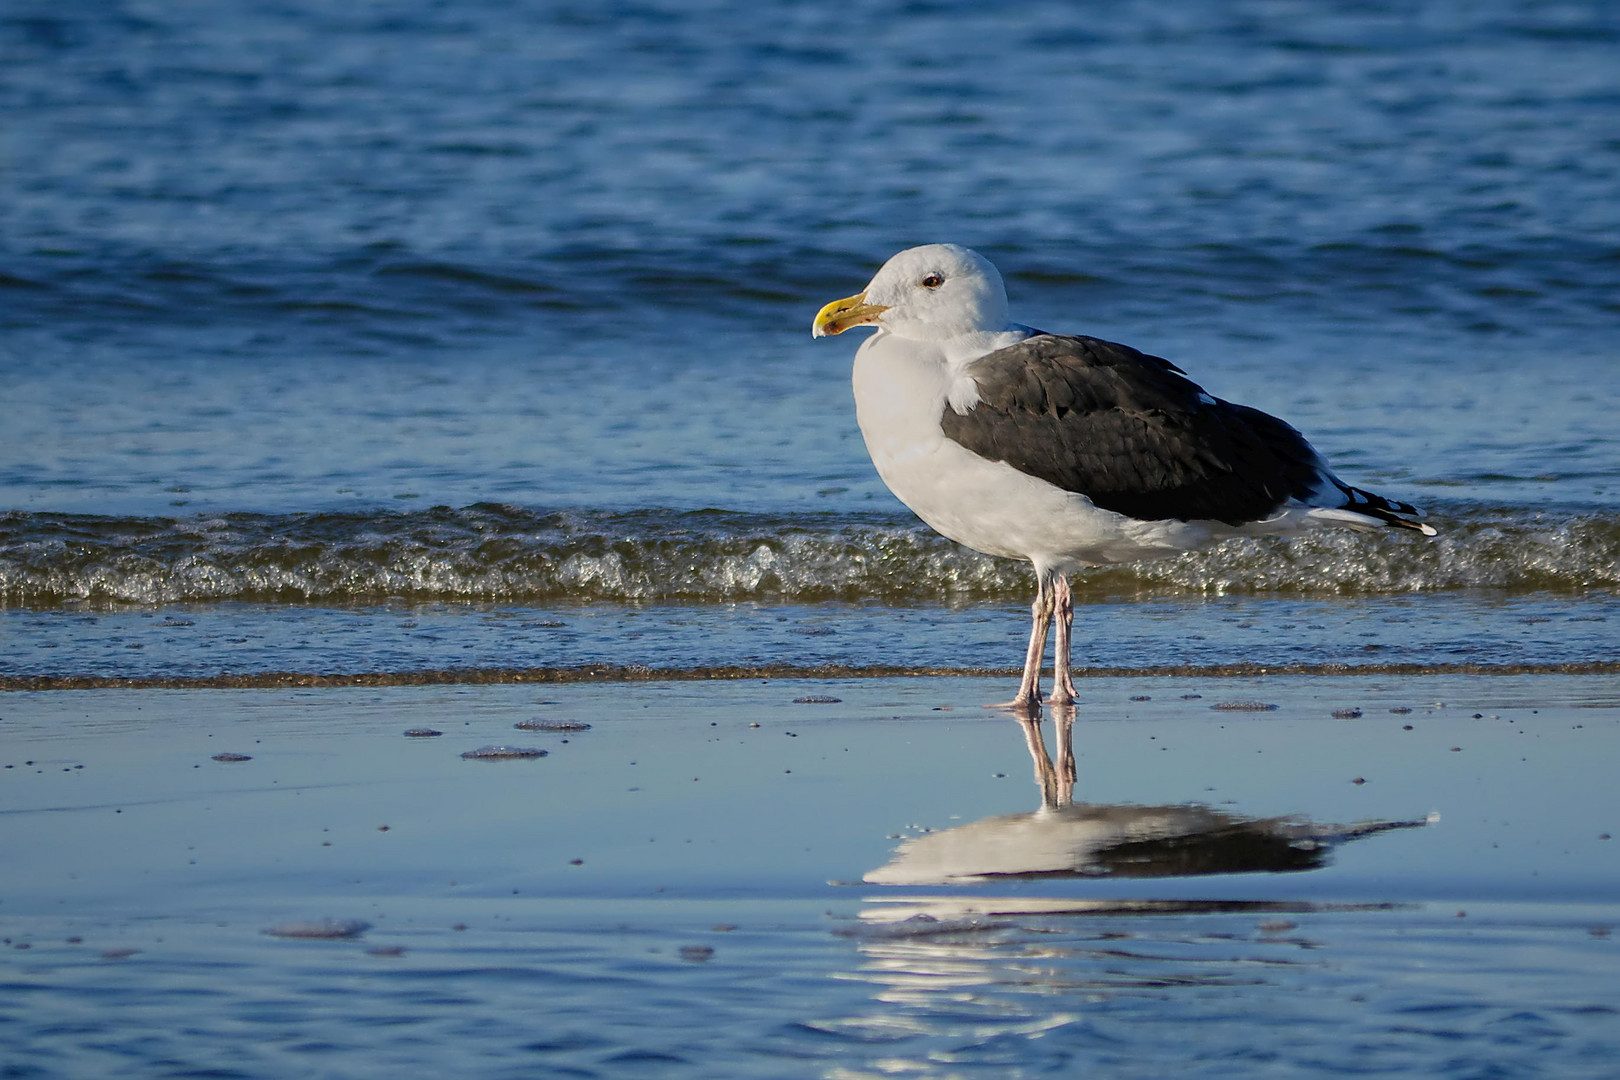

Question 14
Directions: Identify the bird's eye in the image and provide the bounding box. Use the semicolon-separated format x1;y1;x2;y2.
921;274;944;288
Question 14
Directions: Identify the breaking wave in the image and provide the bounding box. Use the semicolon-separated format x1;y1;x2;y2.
0;502;1614;608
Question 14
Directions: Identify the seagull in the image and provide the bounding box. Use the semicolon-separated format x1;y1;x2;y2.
812;243;1435;711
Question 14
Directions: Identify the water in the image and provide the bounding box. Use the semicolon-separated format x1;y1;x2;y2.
3;1;1617;681
4;2;1620;1074
4;5;1619;609
3;677;1618;1078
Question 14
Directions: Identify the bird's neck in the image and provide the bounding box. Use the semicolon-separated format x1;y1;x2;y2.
936;324;1036;367
858;324;1035;416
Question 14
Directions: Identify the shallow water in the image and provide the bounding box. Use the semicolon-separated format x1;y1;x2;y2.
5;593;1617;682
2;676;1618;1077
7;901;1617;1079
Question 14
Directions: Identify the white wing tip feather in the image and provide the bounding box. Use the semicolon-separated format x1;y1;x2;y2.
1306;506;1437;537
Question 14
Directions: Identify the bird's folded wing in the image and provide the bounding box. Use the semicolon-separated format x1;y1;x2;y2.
939;334;1326;525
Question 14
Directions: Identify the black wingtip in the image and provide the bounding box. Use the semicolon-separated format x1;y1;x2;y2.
1335;482;1437;536
1382;514;1440;537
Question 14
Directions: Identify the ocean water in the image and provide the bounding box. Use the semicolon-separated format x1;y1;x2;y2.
3;0;1618;680
5;4;1620;1075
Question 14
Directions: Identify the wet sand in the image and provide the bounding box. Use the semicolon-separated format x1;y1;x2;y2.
3;674;1618;1076
2;658;1615;691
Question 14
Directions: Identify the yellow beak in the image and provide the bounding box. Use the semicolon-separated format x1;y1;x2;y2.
812;292;888;338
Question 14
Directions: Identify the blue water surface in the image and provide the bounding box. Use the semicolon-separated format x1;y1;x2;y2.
5;5;1620;1076
2;2;1617;654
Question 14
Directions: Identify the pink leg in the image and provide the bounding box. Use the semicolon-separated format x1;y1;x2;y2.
1046;572;1078;706
989;573;1054;712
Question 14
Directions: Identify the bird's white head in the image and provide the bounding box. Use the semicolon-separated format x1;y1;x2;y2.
812;244;1013;342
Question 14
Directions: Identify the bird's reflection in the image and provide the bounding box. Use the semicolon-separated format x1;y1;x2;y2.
866;707;1429;888
816;708;1435;1053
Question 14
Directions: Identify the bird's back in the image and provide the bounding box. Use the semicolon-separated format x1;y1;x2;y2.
942;334;1430;533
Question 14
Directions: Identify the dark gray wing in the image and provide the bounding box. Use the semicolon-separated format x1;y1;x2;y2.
938;334;1328;525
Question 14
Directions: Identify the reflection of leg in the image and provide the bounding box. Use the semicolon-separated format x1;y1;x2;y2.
1047;572;1078;706
991;571;1053;712
1050;705;1077;806
1013;714;1061;808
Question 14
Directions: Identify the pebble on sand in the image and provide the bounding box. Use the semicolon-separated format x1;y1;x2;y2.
461;745;548;760
264;919;371;940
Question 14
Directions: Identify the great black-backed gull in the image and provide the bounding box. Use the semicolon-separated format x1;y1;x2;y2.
812;243;1435;711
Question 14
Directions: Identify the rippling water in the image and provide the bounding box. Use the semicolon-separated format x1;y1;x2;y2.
9;7;1620;1072
5;1;1619;685
6;3;1618;596
3;502;1618;605
10;11;1620;1080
